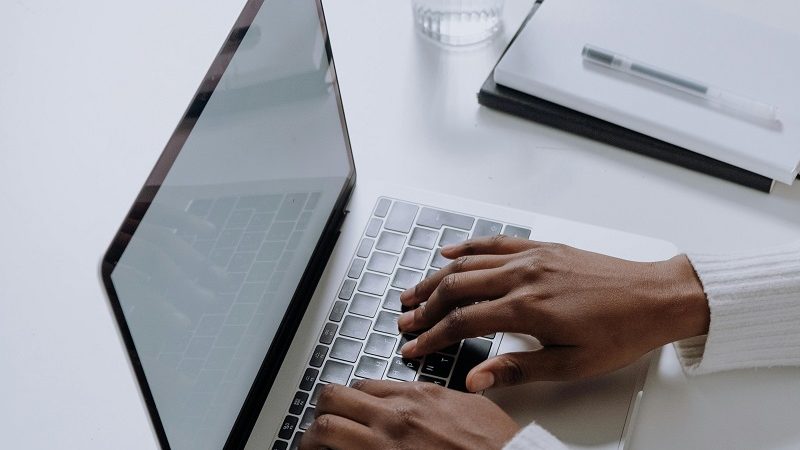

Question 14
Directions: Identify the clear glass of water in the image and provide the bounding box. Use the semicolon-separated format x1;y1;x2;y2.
412;0;505;47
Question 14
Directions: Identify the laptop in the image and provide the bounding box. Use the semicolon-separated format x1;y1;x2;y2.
100;1;678;449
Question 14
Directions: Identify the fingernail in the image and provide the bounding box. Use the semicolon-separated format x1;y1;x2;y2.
400;289;415;303
397;311;413;330
441;244;456;252
400;339;417;356
470;372;495;392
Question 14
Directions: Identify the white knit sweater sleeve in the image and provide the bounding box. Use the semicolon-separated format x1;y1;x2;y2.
675;241;800;374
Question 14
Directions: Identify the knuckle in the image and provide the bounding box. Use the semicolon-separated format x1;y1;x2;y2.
391;404;417;427
309;414;335;437
440;273;459;294
350;379;367;391
443;307;466;338
489;234;507;247
497;357;528;385
411;381;439;397
452;256;469;273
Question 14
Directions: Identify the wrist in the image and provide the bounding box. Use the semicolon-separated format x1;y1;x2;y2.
652;255;710;343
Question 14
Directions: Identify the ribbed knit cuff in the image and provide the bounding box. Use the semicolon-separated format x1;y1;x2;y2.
675;241;800;375
503;422;568;450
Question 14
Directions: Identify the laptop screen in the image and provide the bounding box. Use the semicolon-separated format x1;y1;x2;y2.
103;1;353;448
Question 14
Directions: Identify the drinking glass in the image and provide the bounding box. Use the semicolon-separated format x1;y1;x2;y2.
412;0;505;46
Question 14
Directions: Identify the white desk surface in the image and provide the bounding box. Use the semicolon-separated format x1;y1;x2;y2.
2;0;799;448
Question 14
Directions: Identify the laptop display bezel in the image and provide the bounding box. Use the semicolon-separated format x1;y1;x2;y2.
99;1;356;448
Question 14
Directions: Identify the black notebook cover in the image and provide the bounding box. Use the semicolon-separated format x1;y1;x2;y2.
477;2;777;193
478;75;775;193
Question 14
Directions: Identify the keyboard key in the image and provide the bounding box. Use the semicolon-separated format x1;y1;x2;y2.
374;311;400;335
357;273;390;296
365;218;382;238
366;252;398;275
355;355;388;379
374;198;391;217
409;227;438;250
384;202;419;234
502;225;532;240
349;294;381;318
338;279;357;300
416;208;474;231
299;406;315;430
418;375;446;386
441;341;461;355
421;353;455;379
365;217;383;241
290;432;303;450
382;289;402;312
391;268;423;290
348;258;366;278
340;315;372;340
472;219;503;238
448;338;492;392
439;228;469;247
430;248;451;269
365;333;396;358
400;247;430;270
289;391;308;415
320;360;353;385
356;238;375;258
309;383;326;405
271;440;288;450
299;368;319;391
279;415;298;440
310;345;329;368
329;301;347;322
319;322;339;344
387;357;419;381
375;231;406;254
396;333;418;355
330;337;362;363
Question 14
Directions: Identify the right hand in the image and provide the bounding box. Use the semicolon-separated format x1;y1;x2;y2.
397;236;709;392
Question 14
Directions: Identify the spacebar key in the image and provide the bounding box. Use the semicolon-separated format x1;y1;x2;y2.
416;208;475;231
447;338;492;392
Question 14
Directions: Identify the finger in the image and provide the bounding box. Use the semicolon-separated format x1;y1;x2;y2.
314;384;386;425
349;379;407;398
466;348;583;391
300;414;379;450
441;235;536;259
398;267;510;333
401;300;520;359
400;254;510;307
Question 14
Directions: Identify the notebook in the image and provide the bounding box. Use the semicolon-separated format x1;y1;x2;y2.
491;0;800;186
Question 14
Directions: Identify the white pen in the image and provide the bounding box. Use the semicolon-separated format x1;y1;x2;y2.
581;44;779;124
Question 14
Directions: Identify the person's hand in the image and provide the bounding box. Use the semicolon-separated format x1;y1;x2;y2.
300;381;519;450
397;236;709;392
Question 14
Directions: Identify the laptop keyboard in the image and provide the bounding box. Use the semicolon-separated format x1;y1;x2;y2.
271;197;531;450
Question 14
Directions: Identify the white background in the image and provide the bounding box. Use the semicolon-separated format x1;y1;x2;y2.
2;0;799;448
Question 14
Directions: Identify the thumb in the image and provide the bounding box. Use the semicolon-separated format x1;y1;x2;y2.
466;348;580;391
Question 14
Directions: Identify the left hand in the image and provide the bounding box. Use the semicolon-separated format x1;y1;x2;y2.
299;380;520;450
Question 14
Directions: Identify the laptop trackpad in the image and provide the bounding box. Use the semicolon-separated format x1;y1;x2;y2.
485;333;647;449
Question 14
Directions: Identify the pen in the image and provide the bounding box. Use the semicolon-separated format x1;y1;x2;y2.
581;44;779;124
